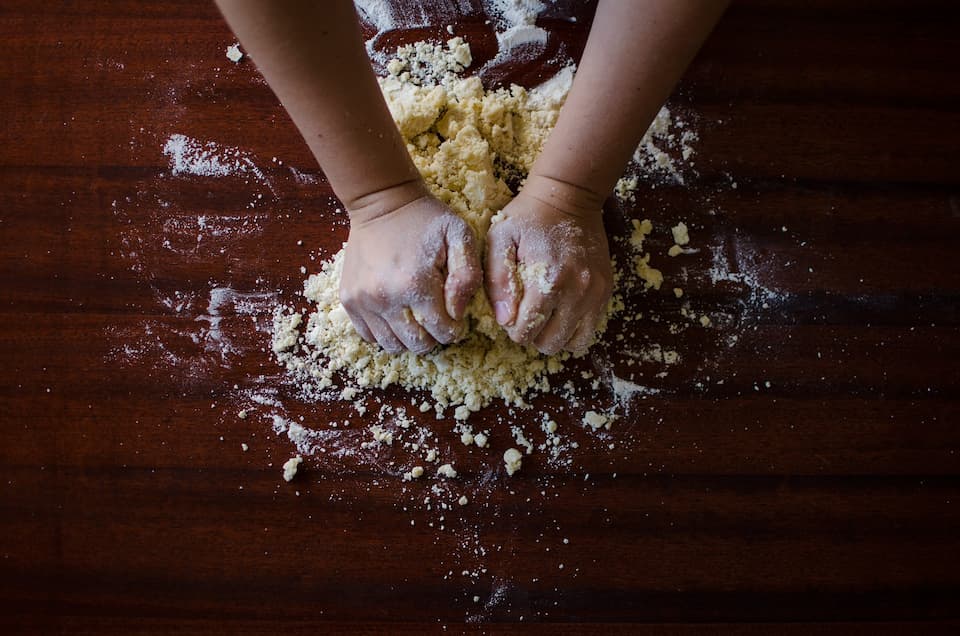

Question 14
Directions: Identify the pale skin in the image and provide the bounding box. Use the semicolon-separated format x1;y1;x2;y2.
215;0;728;355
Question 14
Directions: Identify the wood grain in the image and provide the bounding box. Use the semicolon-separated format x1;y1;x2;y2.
1;0;959;633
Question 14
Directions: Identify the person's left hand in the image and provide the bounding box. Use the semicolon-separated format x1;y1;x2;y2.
484;176;613;355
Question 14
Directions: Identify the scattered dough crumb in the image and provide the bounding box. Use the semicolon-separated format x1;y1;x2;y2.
668;245;684;257
282;456;303;482
629;218;653;251
615;175;638;202
372;425;393;444
457;495;469;506
503;448;523;476
241;443;249;452
582;410;618;431
226;43;243;63
671;222;690;246
437;463;458;479
673;287;684;298
237;409;248;419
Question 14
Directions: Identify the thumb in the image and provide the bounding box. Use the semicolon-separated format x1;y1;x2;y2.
443;223;482;321
484;220;520;327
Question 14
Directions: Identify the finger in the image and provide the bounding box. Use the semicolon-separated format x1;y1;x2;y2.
411;300;460;345
484;221;520;326
566;307;605;354
363;312;405;354
343;305;375;344
534;305;581;356
387;307;438;355
443;225;482;321
508;289;556;346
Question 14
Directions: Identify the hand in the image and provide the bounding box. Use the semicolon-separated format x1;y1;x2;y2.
485;175;613;356
340;194;482;354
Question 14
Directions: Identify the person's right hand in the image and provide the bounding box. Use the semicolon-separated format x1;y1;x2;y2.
340;193;482;355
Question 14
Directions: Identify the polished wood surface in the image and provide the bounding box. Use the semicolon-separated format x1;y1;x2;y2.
2;1;959;633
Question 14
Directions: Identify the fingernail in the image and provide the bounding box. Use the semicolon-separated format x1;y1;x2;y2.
494;301;511;325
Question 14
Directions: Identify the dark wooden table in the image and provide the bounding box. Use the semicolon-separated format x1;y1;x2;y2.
2;1;959;633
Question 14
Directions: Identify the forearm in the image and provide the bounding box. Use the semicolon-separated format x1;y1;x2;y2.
529;0;728;205
214;0;425;220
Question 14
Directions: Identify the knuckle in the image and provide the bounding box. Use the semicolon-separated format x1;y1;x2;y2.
378;340;398;354
410;342;431;355
538;340;561;356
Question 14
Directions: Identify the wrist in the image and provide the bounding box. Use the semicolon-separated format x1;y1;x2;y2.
344;178;431;226
518;174;606;219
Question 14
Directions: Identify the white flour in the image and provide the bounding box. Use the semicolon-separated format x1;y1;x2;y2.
163;133;251;178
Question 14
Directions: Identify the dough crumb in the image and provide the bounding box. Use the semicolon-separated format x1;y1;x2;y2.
668;244;684;257
282;456;302;482
457;495;469;506
407;465;425;480
361;425;393;448
582;410;618;431
503;448;523;476
226;43;243;63
615;175;639;202
671;221;690;246
673;287;684;298
519;261;553;294
437;463;458;479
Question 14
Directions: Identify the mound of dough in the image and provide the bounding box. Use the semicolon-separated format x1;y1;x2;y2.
273;39;611;417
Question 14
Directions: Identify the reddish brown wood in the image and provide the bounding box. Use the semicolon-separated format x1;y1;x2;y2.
1;0;959;633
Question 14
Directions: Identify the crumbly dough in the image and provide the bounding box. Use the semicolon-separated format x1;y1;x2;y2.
273;40;592;417
272;37;672;420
